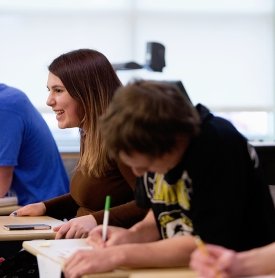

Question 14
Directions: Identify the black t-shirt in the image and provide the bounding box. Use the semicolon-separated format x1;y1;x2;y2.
136;104;275;252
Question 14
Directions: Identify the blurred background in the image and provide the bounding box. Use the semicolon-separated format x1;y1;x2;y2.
0;0;273;152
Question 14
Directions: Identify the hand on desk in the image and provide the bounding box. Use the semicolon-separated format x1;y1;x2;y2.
63;246;121;278
10;202;46;216
54;215;97;239
190;244;237;278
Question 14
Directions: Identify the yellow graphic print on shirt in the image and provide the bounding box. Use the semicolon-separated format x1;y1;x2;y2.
153;173;190;210
152;172;193;238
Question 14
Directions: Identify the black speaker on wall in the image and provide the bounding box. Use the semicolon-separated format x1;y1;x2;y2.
112;41;166;72
145;42;166;72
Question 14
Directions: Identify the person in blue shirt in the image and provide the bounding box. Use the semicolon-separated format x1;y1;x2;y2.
0;83;69;205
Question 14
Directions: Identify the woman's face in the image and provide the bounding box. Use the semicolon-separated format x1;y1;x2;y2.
47;72;84;129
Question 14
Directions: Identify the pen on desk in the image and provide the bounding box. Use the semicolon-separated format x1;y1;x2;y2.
102;195;111;241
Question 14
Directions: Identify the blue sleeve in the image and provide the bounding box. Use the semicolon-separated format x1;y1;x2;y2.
0;110;24;166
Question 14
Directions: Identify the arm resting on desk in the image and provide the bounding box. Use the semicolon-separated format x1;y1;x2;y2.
63;211;197;277
63;235;197;277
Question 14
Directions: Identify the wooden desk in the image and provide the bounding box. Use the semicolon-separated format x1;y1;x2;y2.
23;238;196;278
129;268;196;278
83;268;196;278
0;216;64;241
0;205;21;215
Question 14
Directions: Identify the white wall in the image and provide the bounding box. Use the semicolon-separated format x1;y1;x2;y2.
0;0;274;147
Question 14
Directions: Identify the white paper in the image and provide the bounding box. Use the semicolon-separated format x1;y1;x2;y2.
37;254;62;278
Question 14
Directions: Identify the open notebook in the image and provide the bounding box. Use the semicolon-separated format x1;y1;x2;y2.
0;196;18;207
23;239;93;278
23;238;92;265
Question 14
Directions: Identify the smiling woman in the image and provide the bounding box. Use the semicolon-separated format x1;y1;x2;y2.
0;48;148;276
47;73;84;129
12;48;147;234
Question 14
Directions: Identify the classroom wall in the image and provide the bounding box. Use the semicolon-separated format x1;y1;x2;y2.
61;153;79;180
0;0;273;142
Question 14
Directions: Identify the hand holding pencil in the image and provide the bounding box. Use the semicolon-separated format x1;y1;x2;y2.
190;237;237;278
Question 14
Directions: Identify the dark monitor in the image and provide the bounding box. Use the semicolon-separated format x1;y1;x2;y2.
160;80;192;104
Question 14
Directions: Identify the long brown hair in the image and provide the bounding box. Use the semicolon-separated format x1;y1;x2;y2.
49;49;122;177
